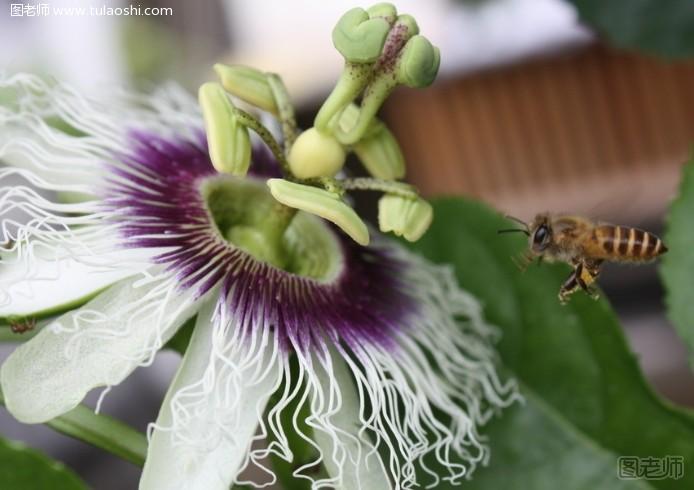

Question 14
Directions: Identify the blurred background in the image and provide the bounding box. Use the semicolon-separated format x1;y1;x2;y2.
1;0;693;487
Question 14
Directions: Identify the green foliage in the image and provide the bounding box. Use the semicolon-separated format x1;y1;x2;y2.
0;437;86;489
661;159;694;367
568;0;694;58
410;198;694;489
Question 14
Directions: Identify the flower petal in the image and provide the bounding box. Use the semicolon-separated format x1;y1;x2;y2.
0;273;201;423
312;350;390;490
140;299;281;490
0;248;147;322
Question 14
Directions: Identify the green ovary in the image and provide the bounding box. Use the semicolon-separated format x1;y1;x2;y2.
200;176;343;281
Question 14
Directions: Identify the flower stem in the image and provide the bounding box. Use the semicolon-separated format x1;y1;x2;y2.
340;177;418;198
0;387;147;466
0;326;40;342
266;73;298;154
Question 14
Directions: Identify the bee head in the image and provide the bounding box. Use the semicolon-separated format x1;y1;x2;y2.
530;214;552;253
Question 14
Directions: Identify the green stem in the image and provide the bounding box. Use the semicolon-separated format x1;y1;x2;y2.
0;388;147;466
234;108;292;177
0;325;40;342
266;73;298;154
226;202;298;270
340;177;418;198
314;63;372;133
258;202;299;244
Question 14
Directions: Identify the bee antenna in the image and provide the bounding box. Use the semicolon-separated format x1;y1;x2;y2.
500;215;530;236
497;228;530;236
504;215;528;227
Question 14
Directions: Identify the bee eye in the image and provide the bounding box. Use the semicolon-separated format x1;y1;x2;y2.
533;225;549;247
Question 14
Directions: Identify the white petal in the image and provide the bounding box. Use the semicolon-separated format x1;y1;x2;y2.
140;300;281;490
0;273;201;423
312;351;390;490
0;248;148;321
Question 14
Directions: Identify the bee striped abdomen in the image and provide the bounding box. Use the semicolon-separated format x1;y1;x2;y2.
595;225;667;261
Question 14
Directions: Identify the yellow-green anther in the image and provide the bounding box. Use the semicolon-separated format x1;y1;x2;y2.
396;35;440;88
378;195;433;242
288;127;346;179
267;179;370;246
366;2;397;22
198;82;251;176
213;63;278;114
354;123;405;180
332;7;394;63
339;104;404;179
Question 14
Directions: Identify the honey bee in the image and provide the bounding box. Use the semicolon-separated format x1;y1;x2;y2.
499;213;668;304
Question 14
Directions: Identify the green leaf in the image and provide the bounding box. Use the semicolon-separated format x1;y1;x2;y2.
661;158;694;368
0;388;147;467
0;437;86;489
567;0;694;58
410;198;694;489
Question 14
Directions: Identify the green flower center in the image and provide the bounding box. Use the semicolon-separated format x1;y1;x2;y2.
200;176;343;281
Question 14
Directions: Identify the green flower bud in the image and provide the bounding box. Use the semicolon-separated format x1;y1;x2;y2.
213;63;278;114
391;14;419;40
198;82;251;176
332;7;393;63
378;194;433;242
366;2;397;23
396;35;440;88
288;127;346;179
267;179;369;246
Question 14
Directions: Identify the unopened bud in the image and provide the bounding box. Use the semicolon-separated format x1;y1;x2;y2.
332;7;394;63
396;35;440;88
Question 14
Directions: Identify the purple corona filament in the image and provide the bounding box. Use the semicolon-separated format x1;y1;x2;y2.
103;131;415;352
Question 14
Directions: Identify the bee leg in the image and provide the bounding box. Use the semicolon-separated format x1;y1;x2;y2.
512;251;535;272
558;268;580;305
578;260;602;300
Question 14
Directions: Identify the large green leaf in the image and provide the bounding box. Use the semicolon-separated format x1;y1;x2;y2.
0;437;86;489
410;198;694;489
661;160;694;367
567;0;694;58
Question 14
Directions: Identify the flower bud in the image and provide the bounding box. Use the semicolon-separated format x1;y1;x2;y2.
378;194;433;242
366;2;397;23
391;14;419;41
267;178;369;246
198;82;252;176
288;127;346;179
396;35;440;88
332;7;393;63
213;63;278;114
